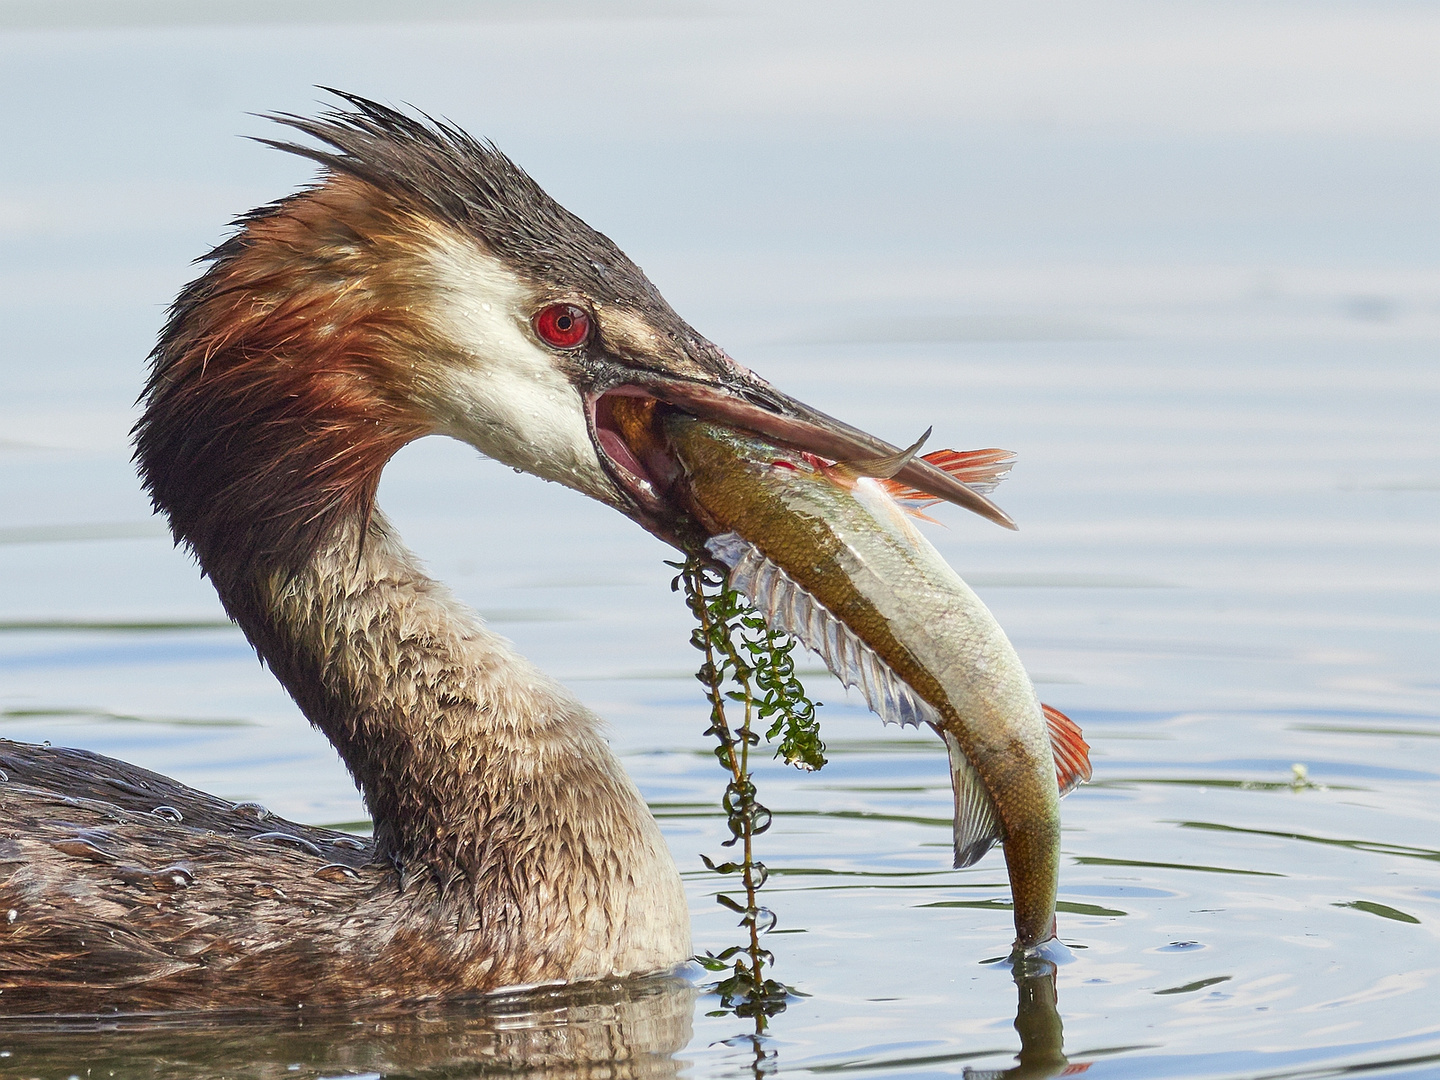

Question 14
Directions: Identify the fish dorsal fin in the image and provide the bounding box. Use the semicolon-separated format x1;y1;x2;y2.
880;448;1016;502
941;728;1004;868
1044;703;1093;796
705;533;939;730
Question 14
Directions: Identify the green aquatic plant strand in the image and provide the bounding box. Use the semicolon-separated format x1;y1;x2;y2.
672;553;825;1023
750;613;826;773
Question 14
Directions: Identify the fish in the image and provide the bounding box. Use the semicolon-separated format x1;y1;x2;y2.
660;414;1091;952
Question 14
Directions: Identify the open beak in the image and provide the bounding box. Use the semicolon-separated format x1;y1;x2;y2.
585;369;1017;545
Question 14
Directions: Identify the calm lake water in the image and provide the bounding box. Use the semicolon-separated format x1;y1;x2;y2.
2;3;1439;1077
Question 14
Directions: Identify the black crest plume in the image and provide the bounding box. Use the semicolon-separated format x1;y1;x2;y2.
258;89;665;308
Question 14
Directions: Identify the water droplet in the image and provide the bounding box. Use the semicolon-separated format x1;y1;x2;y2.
151;805;183;823
50;837;116;863
150;866;195;892
6;909;16;924
314;863;360;883
0;769;8;782
252;883;288;900
251;831;323;857
329;835;366;850
231;801;271;821
1159;940;1205;952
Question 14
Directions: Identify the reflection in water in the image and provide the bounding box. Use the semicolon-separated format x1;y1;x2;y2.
0;975;697;1079
966;957;1078;1080
0;956;1079;1080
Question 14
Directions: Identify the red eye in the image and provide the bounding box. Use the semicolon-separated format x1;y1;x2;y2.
533;303;592;349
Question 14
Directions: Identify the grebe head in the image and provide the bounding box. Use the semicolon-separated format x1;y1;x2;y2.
134;91;1009;584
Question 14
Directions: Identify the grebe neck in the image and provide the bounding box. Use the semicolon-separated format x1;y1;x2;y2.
219;511;663;901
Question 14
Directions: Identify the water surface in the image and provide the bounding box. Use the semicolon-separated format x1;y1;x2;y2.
1;3;1438;1077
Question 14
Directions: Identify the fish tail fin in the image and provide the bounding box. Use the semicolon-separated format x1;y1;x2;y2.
1043;703;1093;796
880;447;1017;507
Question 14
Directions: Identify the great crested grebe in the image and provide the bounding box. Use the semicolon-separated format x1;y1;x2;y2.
0;93;1010;1013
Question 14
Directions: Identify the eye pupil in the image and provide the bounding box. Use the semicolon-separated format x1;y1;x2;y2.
534;304;591;349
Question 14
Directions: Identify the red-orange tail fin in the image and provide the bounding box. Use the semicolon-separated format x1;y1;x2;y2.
1043;703;1093;796
880;448;1016;507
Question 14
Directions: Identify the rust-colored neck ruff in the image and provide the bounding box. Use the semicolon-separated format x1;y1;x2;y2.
134;178;436;585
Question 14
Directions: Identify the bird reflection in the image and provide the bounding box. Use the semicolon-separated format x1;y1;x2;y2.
0;975;696;1079
0;961;1081;1078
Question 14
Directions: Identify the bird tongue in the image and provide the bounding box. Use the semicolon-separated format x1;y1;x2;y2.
593;393;681;498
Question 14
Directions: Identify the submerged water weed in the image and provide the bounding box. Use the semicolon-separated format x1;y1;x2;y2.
672;554;825;1027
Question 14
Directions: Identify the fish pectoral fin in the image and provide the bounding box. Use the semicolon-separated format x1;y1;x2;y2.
940;728;1004;869
880;447;1017;506
1043;703;1093;796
